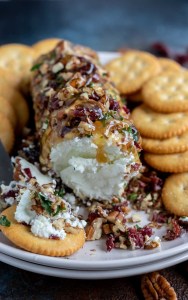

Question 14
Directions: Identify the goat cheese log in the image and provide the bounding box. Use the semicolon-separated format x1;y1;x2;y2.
31;40;141;201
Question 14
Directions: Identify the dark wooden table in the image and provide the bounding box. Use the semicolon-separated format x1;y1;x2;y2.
0;261;188;299
0;0;188;299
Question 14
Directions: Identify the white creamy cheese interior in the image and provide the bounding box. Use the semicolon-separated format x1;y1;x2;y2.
50;137;135;200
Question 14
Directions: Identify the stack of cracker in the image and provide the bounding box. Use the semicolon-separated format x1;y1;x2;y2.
132;71;188;174
0;44;34;152
0;39;60;153
105;50;188;173
106;51;188;217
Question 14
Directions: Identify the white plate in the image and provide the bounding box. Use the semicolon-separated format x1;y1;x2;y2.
1;229;188;271
0;52;188;274
1;250;188;279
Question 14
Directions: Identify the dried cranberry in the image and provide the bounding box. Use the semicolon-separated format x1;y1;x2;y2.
137;180;146;188
109;98;119;111
122;105;130;115
4;189;18;199
164;219;184;241
89;91;100;101
174;54;188;66
127;227;144;248
131;163;140;171
139;226;152;237
50;234;60;240
21;222;30;226
106;234;115;251
49;96;61;111
127;226;152;249
134;141;142;150
79;61;96;75
74;105;103;122
151;211;170;223
150;174;163;192
150;42;170;57
23;168;32;179
74;107;86;118
89;108;103;121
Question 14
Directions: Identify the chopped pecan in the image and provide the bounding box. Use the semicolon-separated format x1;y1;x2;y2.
64;226;80;235
31;204;43;214
107;211;124;223
103;223;112;235
119;236;127;249
144;241;160;250
53;218;65;230
141;272;177;300
85;217;104;240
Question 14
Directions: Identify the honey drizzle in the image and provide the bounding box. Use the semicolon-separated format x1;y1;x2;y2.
93;121;108;163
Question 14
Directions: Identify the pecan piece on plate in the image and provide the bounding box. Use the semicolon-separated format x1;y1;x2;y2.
141;272;177;300
85;217;104;240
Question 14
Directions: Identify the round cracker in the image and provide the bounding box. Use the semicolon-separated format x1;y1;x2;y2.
0;96;17;127
32;38;60;57
0;205;85;257
158;58;182;72
0;67;20;89
0;80;29;131
131;104;188;139
105;50;161;94
162;173;188;216
142;131;188;154
0;44;35;91
0;112;14;152
142;71;188;113
144;151;188;173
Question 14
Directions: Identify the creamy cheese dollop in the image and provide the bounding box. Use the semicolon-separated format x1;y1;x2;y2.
14;186;86;240
31;215;66;239
19;158;53;185
50;137;137;201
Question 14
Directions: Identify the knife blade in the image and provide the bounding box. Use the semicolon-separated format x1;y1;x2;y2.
0;141;13;184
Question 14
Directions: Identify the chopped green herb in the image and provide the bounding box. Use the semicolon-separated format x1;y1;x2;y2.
122;126;139;142
0;215;11;227
30;63;42;71
88;82;94;88
56;75;65;85
53;205;61;216
55;189;65;198
100;112;112;126
128;193;138;201
86;134;92;138
135;224;141;230
53;204;66;216
38;192;53;215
